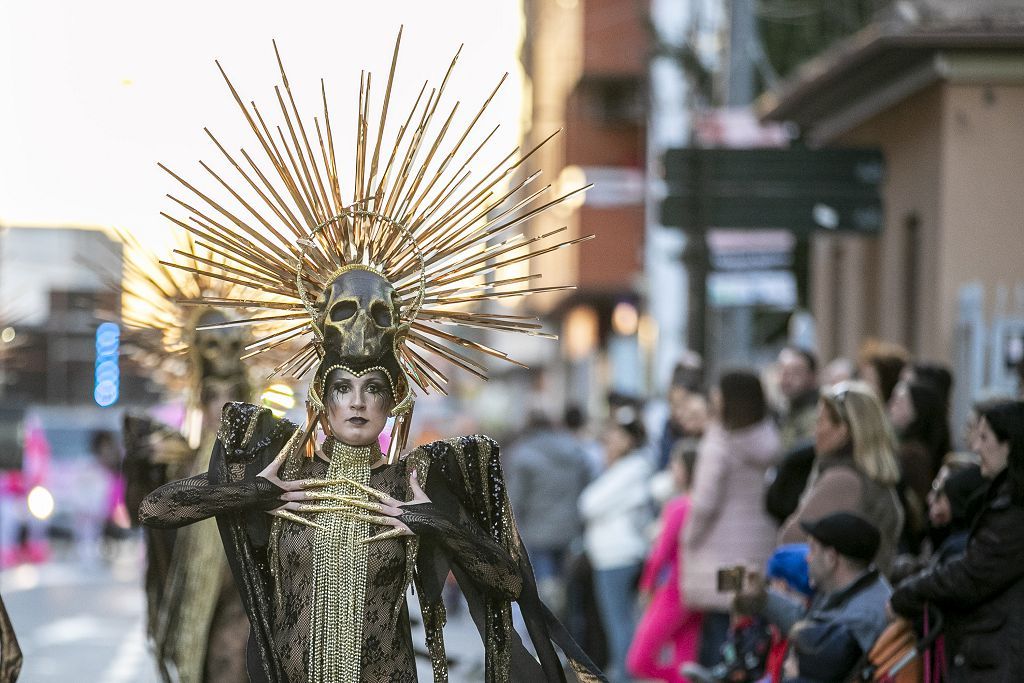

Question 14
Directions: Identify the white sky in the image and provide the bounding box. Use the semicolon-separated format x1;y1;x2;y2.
0;0;525;251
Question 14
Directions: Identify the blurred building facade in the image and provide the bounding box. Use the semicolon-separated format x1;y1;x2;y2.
0;226;159;464
515;0;650;414
761;3;1024;422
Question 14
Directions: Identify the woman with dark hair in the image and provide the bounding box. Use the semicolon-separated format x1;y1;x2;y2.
907;362;953;410
579;407;653;682
889;380;951;484
889;379;952;551
683;370;781;666
891;400;1024;681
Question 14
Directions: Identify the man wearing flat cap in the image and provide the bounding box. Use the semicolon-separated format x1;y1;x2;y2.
735;512;892;682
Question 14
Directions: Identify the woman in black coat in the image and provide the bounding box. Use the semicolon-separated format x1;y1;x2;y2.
890;400;1024;681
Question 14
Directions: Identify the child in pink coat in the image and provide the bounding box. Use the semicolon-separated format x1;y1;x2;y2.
627;442;702;683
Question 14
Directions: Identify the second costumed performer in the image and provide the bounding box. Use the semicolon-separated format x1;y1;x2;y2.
138;30;604;683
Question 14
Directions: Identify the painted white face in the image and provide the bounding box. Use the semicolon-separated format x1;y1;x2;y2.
324;368;392;447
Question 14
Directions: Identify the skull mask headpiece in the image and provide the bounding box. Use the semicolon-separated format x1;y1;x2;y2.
192;309;249;389
317;266;403;366
307;264;414;435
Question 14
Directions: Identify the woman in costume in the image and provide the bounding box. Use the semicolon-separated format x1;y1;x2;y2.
138;31;602;683
114;230;266;683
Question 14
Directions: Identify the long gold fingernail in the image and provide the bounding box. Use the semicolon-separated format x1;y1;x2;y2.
360;529;407;544
343;499;384;513
271;510;327;531
340;511;390;525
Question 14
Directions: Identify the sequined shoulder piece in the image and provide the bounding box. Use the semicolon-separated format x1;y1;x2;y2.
412;434;499;465
413;434;518;561
217;401;297;465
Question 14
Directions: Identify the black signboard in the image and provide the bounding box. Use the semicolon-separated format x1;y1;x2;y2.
661;147;884;234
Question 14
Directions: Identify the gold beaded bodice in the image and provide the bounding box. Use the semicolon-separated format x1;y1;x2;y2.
271;445;414;682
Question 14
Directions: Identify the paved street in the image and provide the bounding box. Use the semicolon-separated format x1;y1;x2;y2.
0;538;486;682
1;542;160;682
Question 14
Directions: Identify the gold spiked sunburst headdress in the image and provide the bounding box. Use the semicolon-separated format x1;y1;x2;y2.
110;227;281;445
159;29;591;459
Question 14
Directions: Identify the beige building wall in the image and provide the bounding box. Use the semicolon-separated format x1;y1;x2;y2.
937;83;1024;359
811;78;1024;365
813;84;946;361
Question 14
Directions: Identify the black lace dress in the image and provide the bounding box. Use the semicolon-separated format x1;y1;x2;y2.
139;402;605;683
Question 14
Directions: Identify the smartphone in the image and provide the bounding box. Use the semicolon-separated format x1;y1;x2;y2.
716;565;746;592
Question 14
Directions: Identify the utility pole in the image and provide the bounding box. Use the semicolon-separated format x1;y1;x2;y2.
683;0;759;364
646;0;695;391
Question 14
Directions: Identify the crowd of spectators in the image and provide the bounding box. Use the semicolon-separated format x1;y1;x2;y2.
504;339;1024;683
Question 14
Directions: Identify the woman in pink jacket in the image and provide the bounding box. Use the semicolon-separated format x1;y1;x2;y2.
627;440;702;682
683;370;782;667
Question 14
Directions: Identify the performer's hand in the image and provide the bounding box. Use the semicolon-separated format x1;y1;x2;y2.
330;468;432;542
257;444;363;531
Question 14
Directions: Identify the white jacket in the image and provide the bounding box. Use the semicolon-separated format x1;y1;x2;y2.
579;451;652;570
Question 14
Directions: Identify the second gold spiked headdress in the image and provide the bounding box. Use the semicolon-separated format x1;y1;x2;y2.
160;29;591;458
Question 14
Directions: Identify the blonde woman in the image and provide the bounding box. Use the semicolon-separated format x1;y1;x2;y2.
779;381;904;572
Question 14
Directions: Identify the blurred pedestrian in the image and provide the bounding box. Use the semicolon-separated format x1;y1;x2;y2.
626;441;701;682
779;381;904;574
655;385;708;472
889;454;985;585
506;410;592;615
776;346;819;452
764;347;819;529
904;361;953;412
889;378;951;495
764;441;816;526
121;308;254;683
565;404;604;477
890;400;1024;681
888;378;952;551
579;406;652;682
683;370;781;667
927;461;986;565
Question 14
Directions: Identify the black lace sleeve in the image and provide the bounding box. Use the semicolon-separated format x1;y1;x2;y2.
400;501;522;599
138;471;284;529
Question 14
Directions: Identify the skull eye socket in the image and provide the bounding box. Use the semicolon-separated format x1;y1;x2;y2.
371;302;393;327
330;300;358;322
